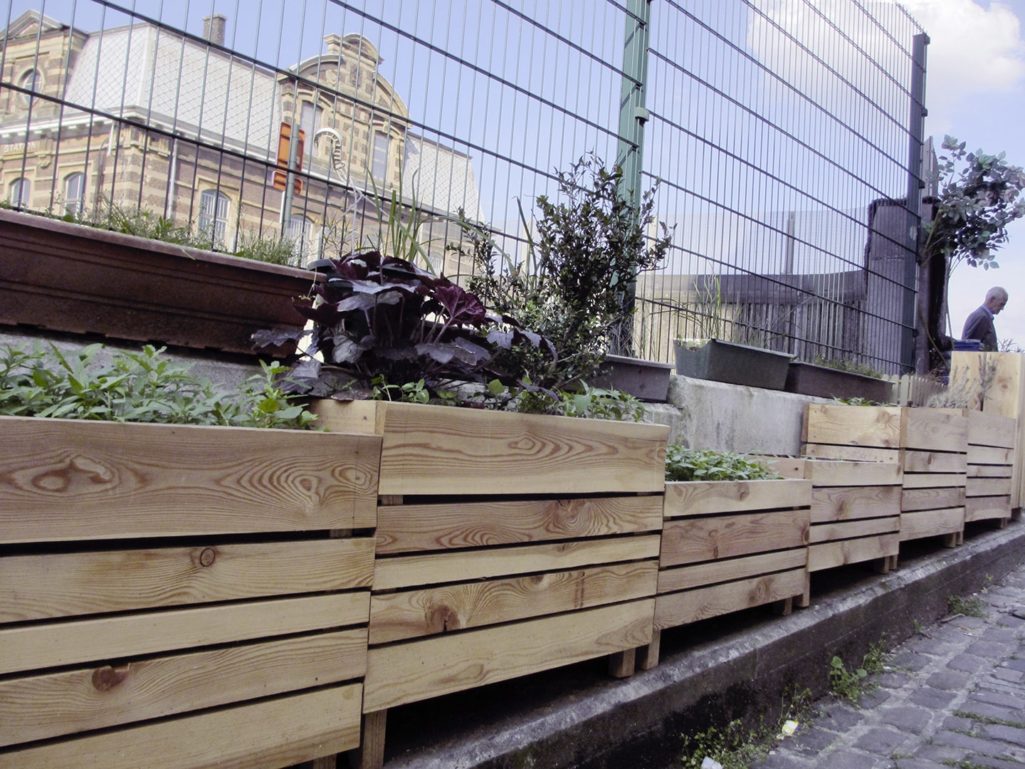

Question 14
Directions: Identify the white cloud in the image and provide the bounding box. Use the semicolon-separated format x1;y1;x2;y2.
901;0;1025;132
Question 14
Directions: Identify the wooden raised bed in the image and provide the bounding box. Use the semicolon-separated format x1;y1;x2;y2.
0;416;380;769
762;457;902;603
643;478;811;668
314;400;669;769
962;409;1016;526
803;404;968;551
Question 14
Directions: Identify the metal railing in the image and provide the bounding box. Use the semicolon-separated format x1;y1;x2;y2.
0;0;925;372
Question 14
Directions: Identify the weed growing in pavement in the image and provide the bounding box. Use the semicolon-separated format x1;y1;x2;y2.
829;643;886;704
947;594;986;618
941;760;991;769
953;710;1025;730
679;688;811;769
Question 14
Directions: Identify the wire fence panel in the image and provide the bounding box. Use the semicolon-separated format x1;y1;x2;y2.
0;0;924;372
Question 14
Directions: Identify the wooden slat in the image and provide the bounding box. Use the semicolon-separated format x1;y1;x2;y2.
654;569;806;629
376;497;662;555
657;550;806;593
0;417;381;543
0;593;369;676
809;516;900;543
0;684;362;769
315;401;669;496
1;538;375;624
965;496;1012;522
660;509;808;567
369;562;657;644
0;630;366;748
804;459;902;487
663;479;811;518
901;487;966;512
903;450;969;473
968;445;1015;465
808;534;900;572
810;485;901;523
966;410;1017;449
902;473;967;489
363;599;654;712
903;409;968;452
803;443;901;463
372;535;660;591
967;464;1014;478
802;404;902;448
755;457;806;479
967;477;1014;497
899;508;965;541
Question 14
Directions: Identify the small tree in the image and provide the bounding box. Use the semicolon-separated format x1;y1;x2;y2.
920;136;1025;367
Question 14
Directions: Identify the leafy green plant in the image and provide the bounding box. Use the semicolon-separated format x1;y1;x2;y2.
234;230;296;266
947;594;985;618
0;343;314;429
829;644;885;704
665;446;780;482
832;396;880;406
511;383;644;421
457;154;673;390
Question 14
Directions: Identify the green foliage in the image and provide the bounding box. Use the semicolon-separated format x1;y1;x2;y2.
813;356;885;379
370;376;433;404
829;645;885;704
925;136;1025;272
511;383;645;421
665;446;780;483
679;688;811;769
0;344;315;430
947;594;985;618
459;154;673;390
832;396;879;406
234;230;296;266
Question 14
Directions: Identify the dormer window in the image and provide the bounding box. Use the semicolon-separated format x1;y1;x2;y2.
18;69;40;106
372;131;390;182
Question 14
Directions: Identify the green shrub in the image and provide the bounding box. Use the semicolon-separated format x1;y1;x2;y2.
665;446;780;482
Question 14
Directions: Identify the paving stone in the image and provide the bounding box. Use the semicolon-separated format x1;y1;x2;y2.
854;726;910;755
815;701;864;732
933;729;1018;754
818;747;887;769
909;686;959;709
752;752;808;769
891;760;947;769
942;715;976;732
890;651;935;672
993;667;1025;683
1003;657;1025;672
791;726;837;755
970;640;1018;659
857;687;892;708
968;755;1025;769
981;723;1025;748
949;653;990;673
959;701;1025;725
926;669;972;690
982;627;1020;642
971;689;1025;709
907;637;956;655
877;705;934;733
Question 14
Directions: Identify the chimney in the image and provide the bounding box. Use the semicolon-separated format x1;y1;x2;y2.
203;14;226;46
324;34;343;58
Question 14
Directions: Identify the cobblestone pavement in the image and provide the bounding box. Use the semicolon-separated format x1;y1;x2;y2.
753;561;1025;769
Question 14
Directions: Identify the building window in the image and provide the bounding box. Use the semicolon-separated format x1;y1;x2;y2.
288;215;320;266
300;101;323;164
64;172;85;215
198;189;230;246
372;131;390;182
18;69;40;106
8;177;30;207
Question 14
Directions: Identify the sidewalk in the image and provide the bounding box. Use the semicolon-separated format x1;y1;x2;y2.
754;560;1025;769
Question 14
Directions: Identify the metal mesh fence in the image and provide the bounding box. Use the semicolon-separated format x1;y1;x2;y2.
0;0;924;372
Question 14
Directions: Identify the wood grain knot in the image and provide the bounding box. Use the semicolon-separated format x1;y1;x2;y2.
199;547;217;567
428;604;462;633
92;664;131;691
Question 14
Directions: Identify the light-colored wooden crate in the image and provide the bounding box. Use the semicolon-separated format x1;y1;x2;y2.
314;400;669;496
963;409;1015;525
950;351;1023;510
0;417;380;768
761;457;901;589
802;405;968;549
644;479;810;668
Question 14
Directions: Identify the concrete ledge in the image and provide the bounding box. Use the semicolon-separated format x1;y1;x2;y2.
380;521;1025;769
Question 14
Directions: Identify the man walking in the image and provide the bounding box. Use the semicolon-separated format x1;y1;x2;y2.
962;286;1008;351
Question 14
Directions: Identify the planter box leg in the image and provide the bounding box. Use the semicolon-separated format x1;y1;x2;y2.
637;630;661;671
1000;517;1010;529
609;648;636;679
313;757;338;769
888;554;900;571
777;596;793;616
797;573;811;609
873;557;890;575
350;710;387;769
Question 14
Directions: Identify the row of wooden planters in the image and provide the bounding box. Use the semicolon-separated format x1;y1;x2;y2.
0;401;1015;769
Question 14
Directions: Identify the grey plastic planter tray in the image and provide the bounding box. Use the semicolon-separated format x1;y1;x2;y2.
590;354;674;402
674;339;794;390
785;361;893;402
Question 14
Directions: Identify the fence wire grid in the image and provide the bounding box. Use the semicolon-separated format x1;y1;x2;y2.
0;0;926;372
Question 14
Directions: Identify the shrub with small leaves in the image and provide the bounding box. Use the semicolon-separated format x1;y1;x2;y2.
665;446;780;482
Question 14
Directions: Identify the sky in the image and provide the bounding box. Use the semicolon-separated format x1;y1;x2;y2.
902;0;1025;349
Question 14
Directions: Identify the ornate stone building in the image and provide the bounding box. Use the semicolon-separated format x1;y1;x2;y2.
0;10;482;271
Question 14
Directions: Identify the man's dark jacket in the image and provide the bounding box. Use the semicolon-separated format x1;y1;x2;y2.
962;306;998;351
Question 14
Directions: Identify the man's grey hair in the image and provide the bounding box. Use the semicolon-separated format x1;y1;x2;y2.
986;286;1008;302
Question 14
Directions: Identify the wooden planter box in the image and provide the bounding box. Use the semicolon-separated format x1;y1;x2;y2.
0;416;380;769
963;409;1016;525
0;209;315;355
643;478;811;668
762;457;902;602
803;404;968;550
314;400;669;769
